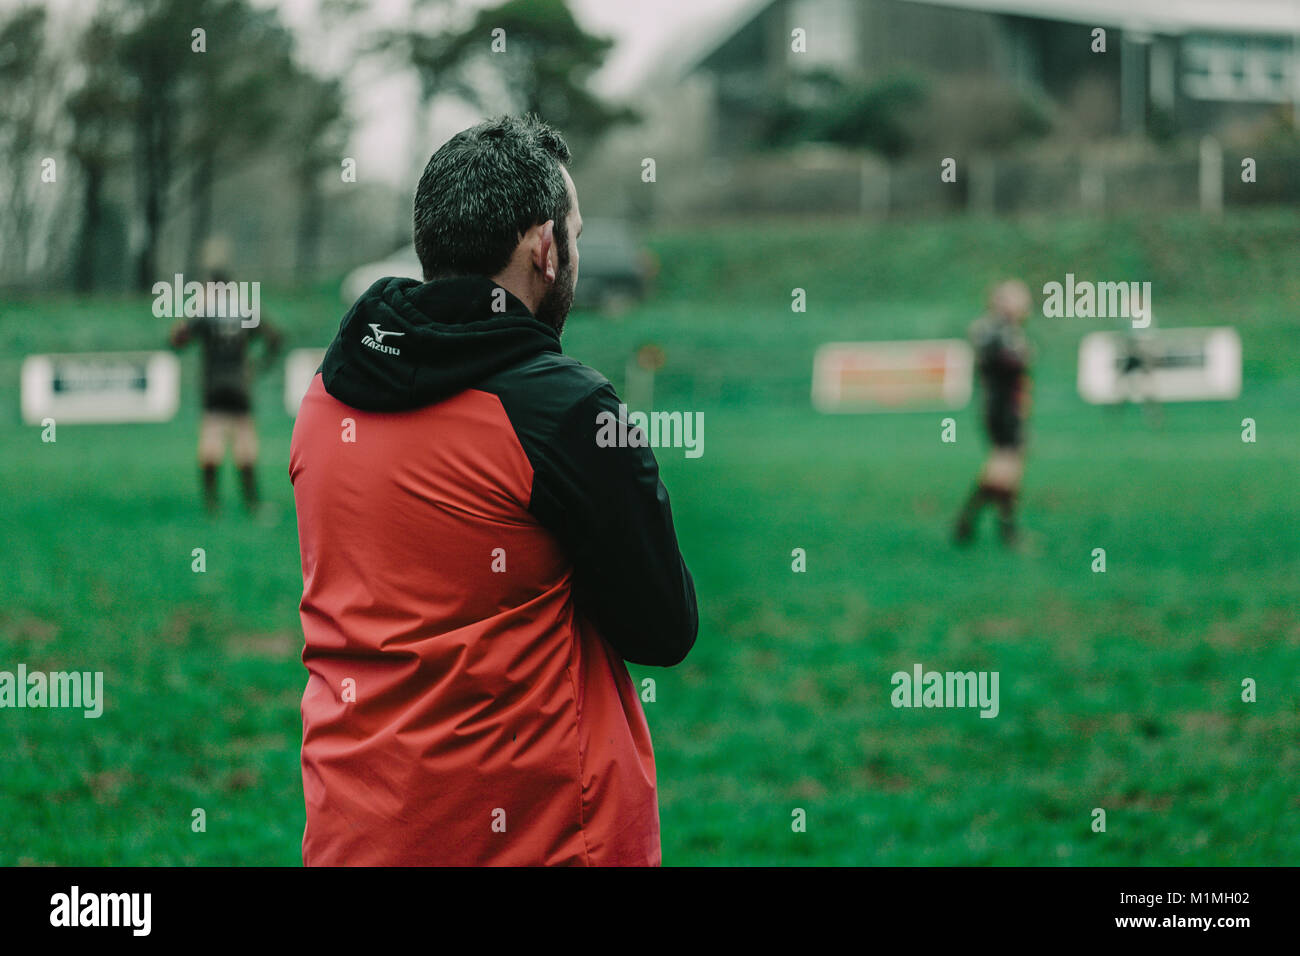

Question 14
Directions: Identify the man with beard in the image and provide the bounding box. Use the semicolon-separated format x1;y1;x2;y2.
290;115;698;866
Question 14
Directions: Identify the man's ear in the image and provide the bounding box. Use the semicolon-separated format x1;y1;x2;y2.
533;220;556;283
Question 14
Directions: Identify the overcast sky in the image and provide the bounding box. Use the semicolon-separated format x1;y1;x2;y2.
257;0;757;186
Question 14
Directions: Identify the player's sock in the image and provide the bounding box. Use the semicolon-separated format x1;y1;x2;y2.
239;465;258;511
201;464;219;513
995;490;1017;545
954;483;989;542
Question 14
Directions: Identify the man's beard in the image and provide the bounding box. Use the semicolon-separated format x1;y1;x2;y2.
535;258;576;335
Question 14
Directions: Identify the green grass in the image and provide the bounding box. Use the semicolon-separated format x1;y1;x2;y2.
1;211;1297;864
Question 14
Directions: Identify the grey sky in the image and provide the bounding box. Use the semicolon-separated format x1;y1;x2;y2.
259;0;755;186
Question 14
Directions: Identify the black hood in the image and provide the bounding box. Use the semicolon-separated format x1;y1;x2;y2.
321;275;562;412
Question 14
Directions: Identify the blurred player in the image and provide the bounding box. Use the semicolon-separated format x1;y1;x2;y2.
953;279;1033;547
168;270;282;513
1115;325;1165;427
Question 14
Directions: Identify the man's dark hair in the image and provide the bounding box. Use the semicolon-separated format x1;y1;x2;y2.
413;114;572;281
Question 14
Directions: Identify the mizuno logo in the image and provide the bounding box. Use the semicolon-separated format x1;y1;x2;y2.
362;324;403;356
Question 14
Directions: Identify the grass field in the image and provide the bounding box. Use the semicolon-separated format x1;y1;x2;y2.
1;210;1297;865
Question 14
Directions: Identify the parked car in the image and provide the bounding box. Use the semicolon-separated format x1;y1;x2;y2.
339;246;421;306
570;218;656;314
340;218;655;315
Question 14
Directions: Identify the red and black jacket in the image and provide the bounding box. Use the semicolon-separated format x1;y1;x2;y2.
290;275;697;865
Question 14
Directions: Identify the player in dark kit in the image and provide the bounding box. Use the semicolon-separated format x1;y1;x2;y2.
168;273;283;513
953;279;1033;547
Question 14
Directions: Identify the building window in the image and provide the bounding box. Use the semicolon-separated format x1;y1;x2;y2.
787;0;857;73
1182;35;1294;102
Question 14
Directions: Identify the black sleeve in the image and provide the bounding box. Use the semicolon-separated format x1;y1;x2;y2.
254;316;284;371
257;316;284;353
525;382;698;667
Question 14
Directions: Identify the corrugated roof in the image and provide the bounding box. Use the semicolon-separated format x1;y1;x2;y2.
914;0;1300;35
661;0;1300;87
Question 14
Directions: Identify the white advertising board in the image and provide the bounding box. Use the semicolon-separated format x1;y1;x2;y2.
21;351;180;424
812;339;973;412
1078;327;1241;404
284;348;327;416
